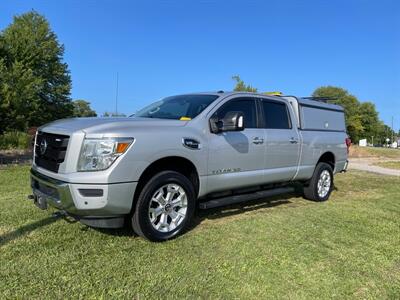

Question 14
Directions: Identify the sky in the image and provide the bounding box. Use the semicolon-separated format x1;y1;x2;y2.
1;0;399;131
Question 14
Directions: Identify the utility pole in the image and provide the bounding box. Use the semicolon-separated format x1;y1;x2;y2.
115;72;119;116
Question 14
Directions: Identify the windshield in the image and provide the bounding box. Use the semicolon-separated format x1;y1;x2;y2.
134;94;219;120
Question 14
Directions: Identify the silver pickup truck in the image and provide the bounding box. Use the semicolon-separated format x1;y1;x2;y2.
30;91;349;241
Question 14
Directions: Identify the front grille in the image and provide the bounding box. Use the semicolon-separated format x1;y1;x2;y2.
35;131;69;173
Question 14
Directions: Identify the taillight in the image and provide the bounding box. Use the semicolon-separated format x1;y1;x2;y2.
345;137;351;153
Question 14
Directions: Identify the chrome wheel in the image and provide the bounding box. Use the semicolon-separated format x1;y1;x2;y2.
317;170;331;198
148;183;188;233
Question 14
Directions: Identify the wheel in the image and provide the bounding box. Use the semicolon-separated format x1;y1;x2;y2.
131;171;196;242
303;162;334;202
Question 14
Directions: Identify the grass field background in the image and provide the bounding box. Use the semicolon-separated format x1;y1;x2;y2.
374;161;400;170
1;166;399;298
350;145;400;159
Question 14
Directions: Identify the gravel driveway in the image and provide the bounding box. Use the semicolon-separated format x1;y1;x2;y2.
349;157;400;176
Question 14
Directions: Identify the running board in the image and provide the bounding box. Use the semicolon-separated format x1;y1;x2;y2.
199;186;295;209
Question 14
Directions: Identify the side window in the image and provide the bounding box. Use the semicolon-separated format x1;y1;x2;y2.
216;98;257;128
262;100;291;129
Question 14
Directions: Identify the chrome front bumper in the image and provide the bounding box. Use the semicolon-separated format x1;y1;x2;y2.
30;168;137;228
30;168;75;211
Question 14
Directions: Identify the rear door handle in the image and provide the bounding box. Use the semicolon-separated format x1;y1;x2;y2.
252;137;264;145
290;137;298;144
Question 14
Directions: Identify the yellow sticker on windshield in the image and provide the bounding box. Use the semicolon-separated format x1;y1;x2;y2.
180;117;192;121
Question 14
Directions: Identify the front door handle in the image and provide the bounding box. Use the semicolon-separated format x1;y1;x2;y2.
290;137;298;144
252;137;264;145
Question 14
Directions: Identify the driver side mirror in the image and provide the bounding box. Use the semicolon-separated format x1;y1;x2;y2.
210;111;245;134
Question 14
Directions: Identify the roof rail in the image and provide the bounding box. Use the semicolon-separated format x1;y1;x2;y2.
301;96;338;103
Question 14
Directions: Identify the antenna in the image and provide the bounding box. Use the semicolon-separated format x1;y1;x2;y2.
115;72;119;116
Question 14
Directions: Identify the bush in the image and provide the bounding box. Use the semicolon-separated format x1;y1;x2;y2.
0;131;32;150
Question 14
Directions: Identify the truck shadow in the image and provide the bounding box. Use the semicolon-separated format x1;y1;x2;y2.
0;185;335;245
189;189;304;232
0;214;62;248
85;184;338;238
93;186;307;238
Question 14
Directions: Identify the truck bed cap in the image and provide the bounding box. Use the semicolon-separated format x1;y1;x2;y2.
297;98;344;112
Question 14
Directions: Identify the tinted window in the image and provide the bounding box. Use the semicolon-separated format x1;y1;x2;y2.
262;101;291;129
135;95;218;120
216;98;257;128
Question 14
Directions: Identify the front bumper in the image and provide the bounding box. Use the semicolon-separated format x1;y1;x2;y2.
30;168;137;227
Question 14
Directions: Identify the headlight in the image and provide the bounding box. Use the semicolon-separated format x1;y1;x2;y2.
77;138;134;171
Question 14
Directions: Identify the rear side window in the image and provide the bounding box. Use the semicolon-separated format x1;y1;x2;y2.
216;98;257;128
262;101;291;129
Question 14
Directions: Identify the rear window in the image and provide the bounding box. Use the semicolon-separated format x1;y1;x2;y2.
261;101;291;129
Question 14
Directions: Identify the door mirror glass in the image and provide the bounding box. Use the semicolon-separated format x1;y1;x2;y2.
210;111;245;133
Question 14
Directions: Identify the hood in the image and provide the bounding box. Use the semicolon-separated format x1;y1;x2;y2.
39;117;187;135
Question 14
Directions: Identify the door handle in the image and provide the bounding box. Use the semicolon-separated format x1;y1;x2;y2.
290;137;298;144
252;137;264;145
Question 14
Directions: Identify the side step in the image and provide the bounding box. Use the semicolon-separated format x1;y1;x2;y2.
199;186;295;209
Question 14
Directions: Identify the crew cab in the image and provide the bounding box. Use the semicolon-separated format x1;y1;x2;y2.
29;92;349;241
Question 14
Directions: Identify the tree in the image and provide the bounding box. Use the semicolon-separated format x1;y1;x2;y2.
0;11;72;133
73;100;97;117
232;75;257;92
359;102;380;143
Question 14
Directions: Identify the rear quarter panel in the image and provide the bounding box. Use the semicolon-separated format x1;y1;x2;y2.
296;130;348;180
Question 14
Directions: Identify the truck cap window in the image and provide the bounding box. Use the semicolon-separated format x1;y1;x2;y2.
262;101;291;129
135;95;218;120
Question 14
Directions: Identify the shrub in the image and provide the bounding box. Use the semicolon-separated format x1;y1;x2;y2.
0;131;32;150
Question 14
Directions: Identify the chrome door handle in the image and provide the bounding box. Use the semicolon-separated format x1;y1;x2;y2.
252;137;264;144
290;137;298;144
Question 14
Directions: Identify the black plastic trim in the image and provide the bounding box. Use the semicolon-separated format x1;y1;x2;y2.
78;189;104;197
300;129;346;133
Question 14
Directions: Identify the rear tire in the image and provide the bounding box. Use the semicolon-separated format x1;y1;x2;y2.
303;162;334;202
131;171;196;242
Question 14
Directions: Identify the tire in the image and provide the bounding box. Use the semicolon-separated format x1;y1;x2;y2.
131;171;196;242
303;162;334;202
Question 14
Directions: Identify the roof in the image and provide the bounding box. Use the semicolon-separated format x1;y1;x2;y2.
174;91;345;112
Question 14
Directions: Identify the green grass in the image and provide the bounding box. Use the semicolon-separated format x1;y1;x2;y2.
1;166;399;299
374;161;400;170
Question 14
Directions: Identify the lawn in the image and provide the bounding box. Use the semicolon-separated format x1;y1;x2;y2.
374;161;400;170
1;166;399;299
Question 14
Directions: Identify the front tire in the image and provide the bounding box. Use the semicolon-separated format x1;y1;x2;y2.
132;171;196;242
303;162;334;202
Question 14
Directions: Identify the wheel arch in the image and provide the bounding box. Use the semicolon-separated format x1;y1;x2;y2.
132;156;200;212
317;151;335;170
